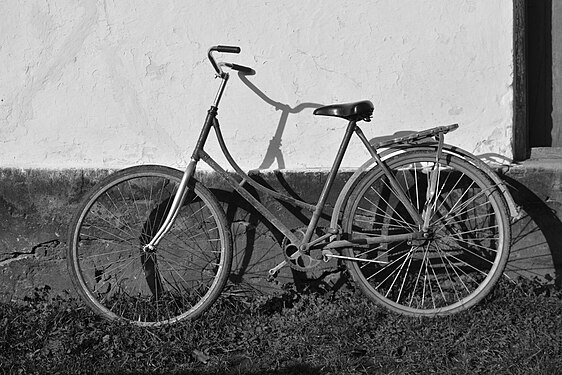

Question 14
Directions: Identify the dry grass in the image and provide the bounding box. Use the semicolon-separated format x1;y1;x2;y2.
1;279;562;374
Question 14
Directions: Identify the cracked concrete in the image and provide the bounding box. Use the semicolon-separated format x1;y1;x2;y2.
0;240;60;267
0;168;348;301
0;168;110;301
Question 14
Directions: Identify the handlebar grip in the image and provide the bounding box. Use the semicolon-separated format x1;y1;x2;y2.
215;45;241;54
226;63;255;75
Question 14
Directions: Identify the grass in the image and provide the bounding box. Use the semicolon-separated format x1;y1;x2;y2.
1;280;562;374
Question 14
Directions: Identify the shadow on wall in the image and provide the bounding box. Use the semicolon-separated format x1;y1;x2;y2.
209;171;346;296
237;73;323;170
503;175;562;287
210;130;562;295
211;186;290;295
370;130;562;286
207;168;562;297
204;74;335;294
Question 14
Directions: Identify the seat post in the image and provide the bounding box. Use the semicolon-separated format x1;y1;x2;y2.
301;120;357;246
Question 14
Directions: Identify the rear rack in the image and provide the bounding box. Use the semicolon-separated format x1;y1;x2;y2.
371;124;459;149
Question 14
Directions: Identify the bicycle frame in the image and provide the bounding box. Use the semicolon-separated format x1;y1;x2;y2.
145;71;430;258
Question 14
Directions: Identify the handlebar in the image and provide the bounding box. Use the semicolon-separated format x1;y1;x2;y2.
208;45;255;77
223;63;255;75
215;45;241;54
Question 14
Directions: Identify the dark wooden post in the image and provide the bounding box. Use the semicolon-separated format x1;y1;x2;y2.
553;0;562;147
513;0;529;161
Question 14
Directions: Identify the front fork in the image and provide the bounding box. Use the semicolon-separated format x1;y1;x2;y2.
140;111;214;299
144;158;199;250
140;74;229;299
139;157;198;299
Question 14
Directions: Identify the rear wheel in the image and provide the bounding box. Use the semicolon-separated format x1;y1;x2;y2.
67;165;232;326
342;151;510;316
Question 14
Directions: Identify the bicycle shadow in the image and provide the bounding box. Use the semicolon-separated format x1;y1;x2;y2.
208;171;346;296
209;121;562;296
502;175;562;287
371;129;562;287
453;153;562;287
466;153;562;285
199;74;340;295
237;72;323;170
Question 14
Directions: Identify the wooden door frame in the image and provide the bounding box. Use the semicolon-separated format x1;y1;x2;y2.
513;0;529;161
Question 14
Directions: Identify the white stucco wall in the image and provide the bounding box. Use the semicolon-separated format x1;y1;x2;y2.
0;0;513;170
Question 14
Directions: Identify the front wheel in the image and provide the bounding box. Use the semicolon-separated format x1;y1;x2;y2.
67;165;232;326
342;151;510;316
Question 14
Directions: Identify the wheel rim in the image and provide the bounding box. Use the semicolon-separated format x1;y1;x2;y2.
345;153;509;315
71;171;228;326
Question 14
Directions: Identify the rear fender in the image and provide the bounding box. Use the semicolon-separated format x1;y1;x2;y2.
330;144;520;233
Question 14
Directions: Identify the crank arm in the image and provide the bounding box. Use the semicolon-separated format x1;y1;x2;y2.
268;260;287;276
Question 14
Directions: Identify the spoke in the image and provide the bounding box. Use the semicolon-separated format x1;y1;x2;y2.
357;201;413;230
447;224;499;238
353;214;413;232
125;181;143;226
433;198;495;228
91;256;139;300
367;185;416;228
437;180;479;220
377;180;418;229
83;209;140;246
421;245;433;308
363;248;412;282
437;185;497;230
158;226;221;258
82;253;138;279
395;246;416;303
442;235;498;255
158;252;220;275
172;204;219;256
101;191;139;236
355;240;411;267
154;180;176;234
428;247;447;305
441;251;493;278
431;168;465;223
158;256;202;297
406;166;420;212
434;241;471;295
81;248;138;280
383;246;414;300
78;244;137;261
408;246;426;308
433;209;496;231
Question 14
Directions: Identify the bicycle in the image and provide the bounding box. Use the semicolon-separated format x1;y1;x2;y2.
67;46;518;326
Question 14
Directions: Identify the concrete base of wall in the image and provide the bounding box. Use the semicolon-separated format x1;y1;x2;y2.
1;158;561;302
501;153;562;285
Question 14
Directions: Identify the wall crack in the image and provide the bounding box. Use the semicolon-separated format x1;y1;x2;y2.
0;239;61;267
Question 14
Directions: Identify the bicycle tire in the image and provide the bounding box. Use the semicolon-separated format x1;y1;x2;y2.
67;165;232;326
342;150;510;316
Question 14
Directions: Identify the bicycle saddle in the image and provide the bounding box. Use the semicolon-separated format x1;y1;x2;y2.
313;100;374;122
